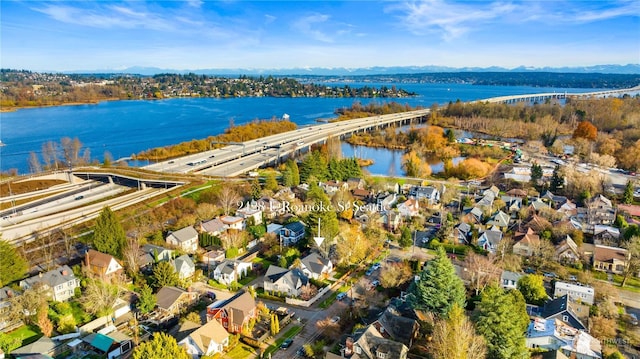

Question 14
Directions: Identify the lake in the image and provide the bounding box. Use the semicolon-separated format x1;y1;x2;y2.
0;83;602;174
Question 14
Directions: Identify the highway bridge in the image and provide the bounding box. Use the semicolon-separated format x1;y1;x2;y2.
143;109;431;177
478;85;640;104
142;84;640;177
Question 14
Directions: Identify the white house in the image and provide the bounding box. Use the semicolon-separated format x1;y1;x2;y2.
19;265;79;302
263;265;309;297
501;271;522;290
173;255;196;280
397;199;420;218
300;252;333;280
213;260;252;286
166;226;199;253
478;228;503;254
553;282;595;306
236;207;263;225
220;215;245;230
178;319;229;357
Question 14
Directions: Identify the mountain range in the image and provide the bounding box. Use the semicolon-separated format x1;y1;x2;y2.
68;64;640;76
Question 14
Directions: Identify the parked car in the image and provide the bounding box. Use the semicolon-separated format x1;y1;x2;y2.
280;338;293;349
330;316;340;324
336;292;347;301
365;268;374;276
568;275;578;282
629;314;638;326
524;267;536;274
297;347;310;357
543;272;558;279
371;280;380;287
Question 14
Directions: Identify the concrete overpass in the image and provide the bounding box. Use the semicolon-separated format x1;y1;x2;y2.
143;109;431;176
478;85;640;104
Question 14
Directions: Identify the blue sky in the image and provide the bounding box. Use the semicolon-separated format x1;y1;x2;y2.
1;0;639;72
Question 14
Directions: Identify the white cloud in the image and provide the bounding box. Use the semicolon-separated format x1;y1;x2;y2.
291;13;334;43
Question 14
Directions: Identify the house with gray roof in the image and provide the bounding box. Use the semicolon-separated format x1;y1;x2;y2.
555;235;580;263
541;295;588;331
478;228;503;254
371;307;420;348
139;244;173;269
173;255;195;280
501;271;523;290
408;186;440;205
166;226;199;253
486;210;510;230
300;252;333;280
279;221;305;246
20;265;79;302
454;222;472;244
213;260;252;286
156;286;198;315
200;218;228;237
344;325;409;359
263;265;309;297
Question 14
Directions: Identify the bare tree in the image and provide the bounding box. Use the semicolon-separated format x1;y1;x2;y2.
122;236;143;276
42;141;59;170
379;261;413;289
463;253;500;295
217;185;239;215
60;137;83;166
28;152;42;174
80;275;124;316
195;203;217;221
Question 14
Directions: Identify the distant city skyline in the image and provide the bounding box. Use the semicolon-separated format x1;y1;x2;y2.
2;0;639;72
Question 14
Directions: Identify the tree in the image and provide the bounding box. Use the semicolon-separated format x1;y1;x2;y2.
37;301;53;337
623;180;634;204
573;121;598;141
93;206;127;258
398;226;413;248
402;150;431;178
589;315;616;341
264;171;278;191
621;235;640;287
379;261;413;289
430;303;486;359
217;185;239;215
28;151;42;174
185;312;202;325
407;247;466;316
0;239;28;287
306;182;339;242
0;332;21;354
530;162;543;187
549;165;564;192
132;332;190;359
286;159;300;186
475;286;529;359
270;313;280;335
81;277;123;316
335;224;370;267
463;253;500;296
136;284;156;314
249;178;262;199
152;261;179;288
516;274;548;305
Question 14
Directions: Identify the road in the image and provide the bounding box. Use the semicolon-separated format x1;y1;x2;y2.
142;109;431;177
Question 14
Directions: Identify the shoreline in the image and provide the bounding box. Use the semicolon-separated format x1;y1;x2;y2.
0;98;122;113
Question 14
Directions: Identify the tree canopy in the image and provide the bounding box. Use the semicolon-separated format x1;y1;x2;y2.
306;182;340;242
92;206;126;258
0;239;28;287
430;303;486;359
132;332;190;359
475;285;529;359
407;247;466;316
152;261;180;289
516;274;548;305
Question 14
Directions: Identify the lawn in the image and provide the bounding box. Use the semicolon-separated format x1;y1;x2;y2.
224;343;257;359
239;273;258;286
6;324;42;347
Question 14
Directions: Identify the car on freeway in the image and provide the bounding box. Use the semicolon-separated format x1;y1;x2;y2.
74;195;84;200
280;338;293;349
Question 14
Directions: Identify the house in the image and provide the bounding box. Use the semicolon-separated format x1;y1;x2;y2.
320;180;347;194
279;221;306;246
347;178;366;190
467;206;484;224
344;325;409;359
523;214;552;233
19;265;79;302
501;271;523;290
526;318;601;359
377;193;397;210
541;295;588;331
177;319;229;357
554;282;594;306
219;216;245;231
555;235;580;263
371;307;420;348
82;332;133;359
505;188;528;198
200;218;228;237
530;198;550;212
557;200;578;218
408;186;440;204
478;228;503;254
352;188;373;202
263;265;309;297
266;223;283;235
593;245;628;275
300;252;333;280
592;225;620;244
85;250;123;282
140;244;173;265
213;260;252;286
587;195;615;225
396;199;419;218
483;185;500;198
174;255;196;280
207;291;256;334
166;226;199;253
11;336;57;357
236;207;263;225
486;211;510;230
454;222;472;244
156;286;198;315
513;228;541;257
540;191;568;208
380;211;402;232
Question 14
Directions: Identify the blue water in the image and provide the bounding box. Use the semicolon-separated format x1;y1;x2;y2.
0;83;601;174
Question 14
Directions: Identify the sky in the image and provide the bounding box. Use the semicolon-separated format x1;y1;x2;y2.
1;0;639;72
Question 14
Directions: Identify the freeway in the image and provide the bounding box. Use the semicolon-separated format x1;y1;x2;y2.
142;109;431;176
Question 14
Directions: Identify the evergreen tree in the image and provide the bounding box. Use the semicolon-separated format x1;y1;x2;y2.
445;129;456;143
516;274;548;305
0;238;28;287
398;226;413;248
407;247;466;316
93;206;126;258
250;178;261;200
550;165;564;192
132;332;189;359
623;180;634;204
530;163;543;187
475;285;529;359
136;284;157;314
306;182;339;242
152;261;179;289
300;151;329;183
286;159;300;186
264;172;278;191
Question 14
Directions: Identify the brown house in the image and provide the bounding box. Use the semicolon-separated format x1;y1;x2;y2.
85;249;123;282
593;245;628;275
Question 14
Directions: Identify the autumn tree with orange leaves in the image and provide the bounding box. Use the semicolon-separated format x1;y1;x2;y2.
572;121;597;141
